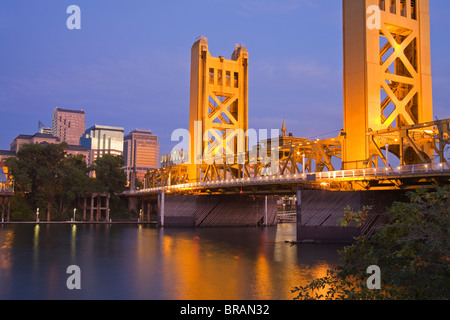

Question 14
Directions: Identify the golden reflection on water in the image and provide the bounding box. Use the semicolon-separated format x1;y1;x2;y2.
33;225;39;273
71;224;76;261
155;227;337;300
0;224;339;300
254;249;271;299
160;232;248;300
0;229;14;273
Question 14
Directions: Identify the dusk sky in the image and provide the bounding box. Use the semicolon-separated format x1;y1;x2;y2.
1;0;449;156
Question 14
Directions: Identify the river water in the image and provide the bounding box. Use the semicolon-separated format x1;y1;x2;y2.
0;223;343;300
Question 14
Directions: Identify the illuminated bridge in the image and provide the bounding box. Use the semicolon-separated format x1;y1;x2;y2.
127;162;450;196
125;1;450;242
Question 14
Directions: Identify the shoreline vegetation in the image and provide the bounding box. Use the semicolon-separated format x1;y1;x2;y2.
293;186;449;300
4;143;129;222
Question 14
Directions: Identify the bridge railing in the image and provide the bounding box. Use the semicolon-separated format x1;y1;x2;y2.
315;162;449;180
126;162;449;194
278;211;297;223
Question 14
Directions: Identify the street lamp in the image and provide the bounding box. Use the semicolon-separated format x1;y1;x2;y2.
73;208;76;222
36;208;39;223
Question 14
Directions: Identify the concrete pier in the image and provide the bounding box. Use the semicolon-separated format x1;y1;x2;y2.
296;189;408;243
149;193;278;227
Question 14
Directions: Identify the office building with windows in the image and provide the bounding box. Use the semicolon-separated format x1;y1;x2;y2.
123;129;159;183
51;107;86;146
80;125;124;165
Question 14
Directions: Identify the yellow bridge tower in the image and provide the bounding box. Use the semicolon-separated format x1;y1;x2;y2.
343;0;434;169
188;36;249;182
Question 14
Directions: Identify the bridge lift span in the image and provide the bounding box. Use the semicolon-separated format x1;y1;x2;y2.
129;0;449;238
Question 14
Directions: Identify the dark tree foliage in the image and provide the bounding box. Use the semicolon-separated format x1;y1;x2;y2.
90;154;127;194
6;143;67;221
293;186;450;300
5;144;127;220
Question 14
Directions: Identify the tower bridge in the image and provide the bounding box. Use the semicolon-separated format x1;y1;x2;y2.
125;0;450;242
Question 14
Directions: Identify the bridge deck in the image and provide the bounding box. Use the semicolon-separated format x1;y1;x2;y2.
125;162;450;196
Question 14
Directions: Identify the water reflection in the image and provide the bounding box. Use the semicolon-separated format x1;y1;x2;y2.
0;223;343;300
0;228;14;272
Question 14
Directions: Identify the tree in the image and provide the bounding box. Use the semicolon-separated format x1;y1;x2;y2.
6;143;67;221
90;154;127;218
90;154;127;194
293;186;450;300
5;143;92;221
56;154;91;216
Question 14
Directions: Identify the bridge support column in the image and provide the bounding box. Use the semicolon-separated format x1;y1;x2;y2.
83;197;87;221
136;196;159;223
159;192;165;227
0;196;11;222
7;197;10;222
127;196;138;214
1;197;4;222
156;194;277;228
296;189;408;243
96;194;101;221
90;195;94;222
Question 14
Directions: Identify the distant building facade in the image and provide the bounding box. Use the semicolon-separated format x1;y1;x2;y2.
161;149;188;168
51;107;86;146
80;125;124;165
5;133;89;162
0;150;15;164
38;121;52;135
10;133;59;153
123;129;159;182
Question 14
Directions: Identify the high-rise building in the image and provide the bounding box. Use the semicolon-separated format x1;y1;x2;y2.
51;108;86;146
38;121;52;135
123;129;159;182
80;125;124;165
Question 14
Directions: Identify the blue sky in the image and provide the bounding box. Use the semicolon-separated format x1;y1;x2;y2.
0;0;449;156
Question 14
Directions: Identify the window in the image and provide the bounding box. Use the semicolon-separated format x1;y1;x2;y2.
411;0;417;19
209;68;214;84
217;70;223;85
234;72;239;88
400;0;406;17
379;0;385;11
226;71;231;86
390;0;396;14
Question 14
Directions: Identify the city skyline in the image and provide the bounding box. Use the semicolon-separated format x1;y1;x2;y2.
1;0;449;158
